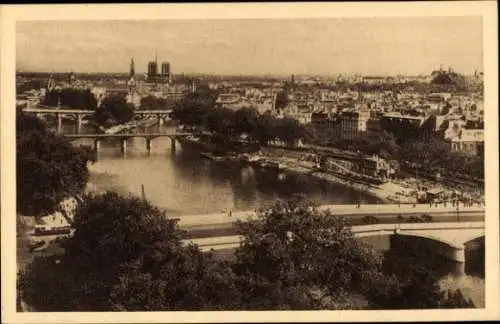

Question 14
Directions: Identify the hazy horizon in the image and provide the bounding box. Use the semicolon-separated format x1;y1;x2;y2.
17;17;483;76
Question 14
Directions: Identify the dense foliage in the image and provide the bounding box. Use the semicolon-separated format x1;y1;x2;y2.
93;95;135;127
16;113;94;216
172;88;306;148
324;131;401;160
139;95;175;111
19;192;241;311
398;134;484;180
17;80;42;94
232;197;383;309
42;88;98;110
309;120;484;180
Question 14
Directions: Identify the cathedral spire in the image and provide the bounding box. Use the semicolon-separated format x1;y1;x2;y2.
130;57;135;78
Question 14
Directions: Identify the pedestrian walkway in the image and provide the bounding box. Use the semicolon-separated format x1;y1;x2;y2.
177;203;485;229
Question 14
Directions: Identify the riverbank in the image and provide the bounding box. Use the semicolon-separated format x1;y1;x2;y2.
310;172;396;204
178;135;487;206
179;135;400;204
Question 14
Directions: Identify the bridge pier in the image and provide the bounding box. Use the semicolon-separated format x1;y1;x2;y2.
56;112;62;133
450;245;466;276
171;137;177;152
76;115;83;134
94;139;101;155
120;139;127;156
146;138;153;154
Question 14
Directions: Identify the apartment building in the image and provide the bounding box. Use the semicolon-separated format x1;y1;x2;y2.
451;129;484;156
335;109;371;140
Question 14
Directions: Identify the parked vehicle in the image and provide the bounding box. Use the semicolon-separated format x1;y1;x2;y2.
406;215;425;223
29;240;47;252
34;225;71;236
420;213;433;222
362;215;380;224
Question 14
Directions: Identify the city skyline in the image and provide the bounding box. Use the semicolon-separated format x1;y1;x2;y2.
17;17;483;76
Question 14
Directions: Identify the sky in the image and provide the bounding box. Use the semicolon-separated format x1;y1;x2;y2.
16;17;483;76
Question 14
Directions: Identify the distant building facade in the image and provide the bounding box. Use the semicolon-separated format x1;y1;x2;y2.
335;110;370;140
451;129;484;156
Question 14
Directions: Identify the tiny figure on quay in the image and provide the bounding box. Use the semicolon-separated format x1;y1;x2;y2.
228;209;232;217
412;203;416;208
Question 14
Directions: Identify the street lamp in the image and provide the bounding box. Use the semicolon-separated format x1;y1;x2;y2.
456;198;460;222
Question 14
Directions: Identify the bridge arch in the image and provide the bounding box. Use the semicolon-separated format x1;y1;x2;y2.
352;224;474;276
390;231;465;263
463;233;485;246
394;230;462;250
463;234;485;278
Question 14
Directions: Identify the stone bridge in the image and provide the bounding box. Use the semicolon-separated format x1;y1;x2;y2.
63;132;191;154
184;221;484;276
22;107;173;133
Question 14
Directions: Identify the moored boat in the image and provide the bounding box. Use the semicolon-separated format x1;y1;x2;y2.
33;225;72;236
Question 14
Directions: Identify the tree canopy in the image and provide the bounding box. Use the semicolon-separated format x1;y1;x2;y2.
232;196;383;309
140;95;175;111
19;192;241;311
93;95;135;127
16;113;94;216
42;88;98;110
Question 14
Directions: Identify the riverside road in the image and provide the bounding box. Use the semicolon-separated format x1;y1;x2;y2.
179;203;484;238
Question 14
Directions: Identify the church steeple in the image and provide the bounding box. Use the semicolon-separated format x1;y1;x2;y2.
130;57;135;78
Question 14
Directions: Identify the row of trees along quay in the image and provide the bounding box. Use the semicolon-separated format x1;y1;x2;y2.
171;86;305;151
17;112;475;311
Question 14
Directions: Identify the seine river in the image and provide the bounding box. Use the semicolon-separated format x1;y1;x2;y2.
64;123;382;217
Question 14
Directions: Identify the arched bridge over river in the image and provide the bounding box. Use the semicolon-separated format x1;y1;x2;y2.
178;204;484;276
184;221;484;276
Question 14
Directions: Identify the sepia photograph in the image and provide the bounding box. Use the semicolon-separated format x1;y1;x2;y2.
1;2;499;323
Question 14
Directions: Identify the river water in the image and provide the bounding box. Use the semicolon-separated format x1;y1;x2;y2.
63;123;381;217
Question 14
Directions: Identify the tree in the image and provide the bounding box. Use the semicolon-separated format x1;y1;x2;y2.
366;250;474;309
16;113;93;216
170;86;219;127
234;106;260;137
19;192;241;311
171;96;213;127
42;88;98;110
206;107;237;141
232;196;383;309
140;95;174;111
94;95;134;126
252;111;277;147
275;117;305;147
